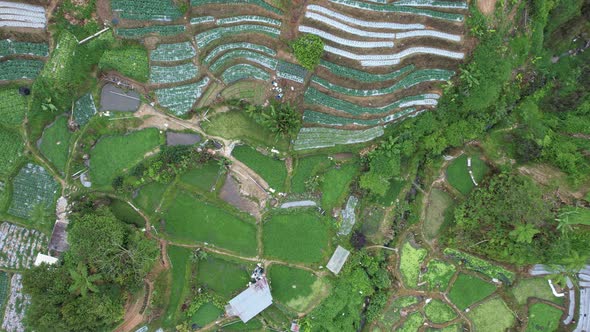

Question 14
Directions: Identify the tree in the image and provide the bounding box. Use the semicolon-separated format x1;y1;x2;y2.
509;223;540;244
259;102;301;138
68;263;102;297
292;34;324;70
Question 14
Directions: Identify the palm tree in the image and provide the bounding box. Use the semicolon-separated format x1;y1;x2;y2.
68;263;102;297
509;223;540;244
555;209;578;236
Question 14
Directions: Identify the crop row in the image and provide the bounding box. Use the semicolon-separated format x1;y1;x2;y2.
221;63;270;84
208;49;277;73
203;42;276;64
111;0;182;21
299;26;394;49
190;0;282;15
190;16;215;25
73;93;97;127
305;12;395;39
320;61;414;83
294;126;384;150
324;45;464;66
305;87;440;116
7;163;59;219
0;88;28;127
307;5;425;30
155;77;210;116
0;222;47;270
303;110;381;127
329;0;465;22
150;63;198;84
0;40;48;58
195;25;280;48
2;274;29;332
277;60;307;84
0;59;44;81
116;25;186;38
312;69;454;97
150;42;196;62
217;15;281;27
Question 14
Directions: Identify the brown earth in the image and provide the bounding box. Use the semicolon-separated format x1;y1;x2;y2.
478;0;498;15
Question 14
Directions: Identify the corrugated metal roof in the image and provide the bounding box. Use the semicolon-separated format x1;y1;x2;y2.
227;277;273;322
327;245;350;275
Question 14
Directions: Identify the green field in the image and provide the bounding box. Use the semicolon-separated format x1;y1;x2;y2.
512;278;564;305
424;299;457;324
0;127;24;176
221;81;267;105
360;205;386;244
423;189;454;239
232;145;287;191
290;155;333;193
0;88;27;127
0;272;9;310
110;199;144;227
134;181;169;214
525;303;562;332
39;116;73;173
223;318;264;331
98;46;149;82
89;128;162;187
179;161;220;192
446;154;489;195
268;265;325;312
263;211;331;264
197;255;251;298
163;192;257;255
399;242;428;288
202;110;289;150
448;273;496;310
467;297;515;332
164;245;191;326
320;162;358;211
191;303;223;327
398;311;424;332
423;259;456;291
380;296;419;329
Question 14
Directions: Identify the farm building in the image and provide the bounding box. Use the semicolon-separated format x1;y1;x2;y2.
225;276;273;323
327;245;350;275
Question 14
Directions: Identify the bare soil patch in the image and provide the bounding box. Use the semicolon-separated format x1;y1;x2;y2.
478;0;497;16
219;173;263;220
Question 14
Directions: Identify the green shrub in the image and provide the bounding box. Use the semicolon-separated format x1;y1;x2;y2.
292;34;324;70
99;46;149;82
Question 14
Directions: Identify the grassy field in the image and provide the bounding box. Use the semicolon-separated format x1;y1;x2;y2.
398;311;424;332
223;318;264;331
197;255;251;298
399;242;428;289
221;81;267;105
163;192;257;255
232;145;287;191
525;303;563;332
512;278;564;305
448;273;496;310
110;199;144;227
179;161;220;193
467;297;515;332
98;46;149;82
263;211;331;264
260;305;292;330
134;181;168;214
423;189;454;239
424;299;457;324
163;245;191;327
0;127;24;176
268;265;326;312
290;155;333;193
191;303;223;327
39;117;73;173
380;296;419;329
202;110;289;150
423;259;456;291
360;205;386;244
446;154;489;195
320;162;359;211
89;128;162;188
0;88;27;127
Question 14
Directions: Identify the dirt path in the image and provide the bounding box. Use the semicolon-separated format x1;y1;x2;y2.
113;284;147;332
477;0;497;15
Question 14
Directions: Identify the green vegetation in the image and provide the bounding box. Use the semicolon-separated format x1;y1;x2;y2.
512;278;564;305
360;137;401;197
109;199;144;227
0;128;24;176
423;259;456;291
0;88;27;127
269;265;325;312
448;273;496;310
424;189;454;239
263;211;331;264
424;299;457;324
379;296;419;329
179;162;220;192
320;162;358;211
98;46;149;83
191;303;223;327
39;117;73;173
243;102;302;139
197;255;251;298
232;145;287;191
164;246;191;326
444;248;515;283
399;242;427;288
446;154;489;195
134;181;168;214
163;192;257;255
89;128;162;188
398;312;424;332
292;34;324;70
221;81;266;105
559;206;590;226
525;303;562;332
291;155;333;193
202;110;289;150
467;297;515;332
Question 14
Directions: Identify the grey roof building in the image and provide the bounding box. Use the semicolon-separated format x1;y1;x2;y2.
327;245;350;275
225;276;273;323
